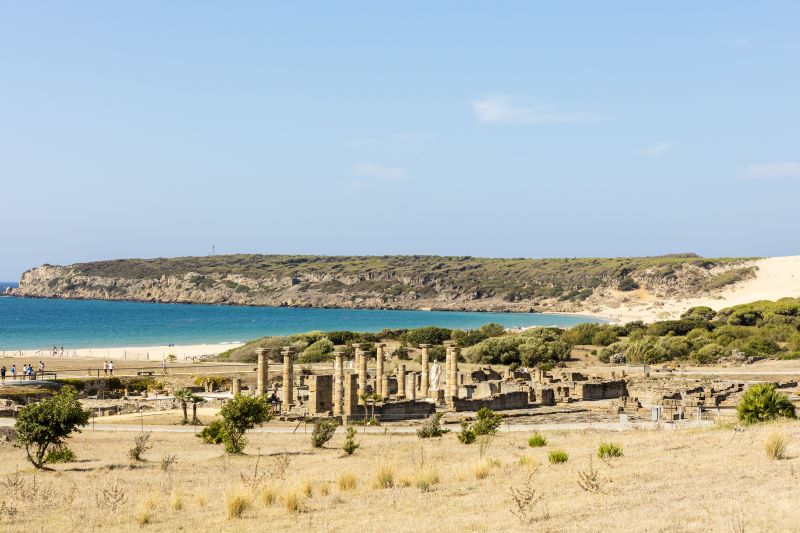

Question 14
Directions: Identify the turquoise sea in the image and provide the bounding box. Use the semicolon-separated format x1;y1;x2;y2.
0;296;605;350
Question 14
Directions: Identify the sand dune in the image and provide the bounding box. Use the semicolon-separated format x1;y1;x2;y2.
590;255;800;323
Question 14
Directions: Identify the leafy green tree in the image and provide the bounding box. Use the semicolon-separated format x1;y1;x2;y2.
736;384;795;424
299;338;335;363
690;343;727;364
592;329;619;347
311;418;338;448
15;387;90;469
401;326;453;347
219;395;273;453
457;408;503;444
681;306;716;321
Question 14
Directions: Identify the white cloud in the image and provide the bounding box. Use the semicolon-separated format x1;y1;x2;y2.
742;161;800;180
471;95;591;124
643;142;672;157
354;162;406;181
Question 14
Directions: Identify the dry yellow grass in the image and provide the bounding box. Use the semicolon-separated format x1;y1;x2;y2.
0;421;798;531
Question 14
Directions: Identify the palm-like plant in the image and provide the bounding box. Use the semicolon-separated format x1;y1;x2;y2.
737;383;796;424
174;388;204;424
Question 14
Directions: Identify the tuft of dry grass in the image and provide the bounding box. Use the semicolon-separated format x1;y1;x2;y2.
474;462;491;480
414;469;440;492
373;465;394;489
134;496;157;527
338;472;357;492
195;494;206;509
318;482;331;496
225;489;252;520
765;432;788;461
301;479;313;498
169;490;184;511
282;490;305;513
259;485;277;506
518;456;537;469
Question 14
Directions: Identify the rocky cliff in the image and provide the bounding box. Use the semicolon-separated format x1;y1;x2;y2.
11;255;757;314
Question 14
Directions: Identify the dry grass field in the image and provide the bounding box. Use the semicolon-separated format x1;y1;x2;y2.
1;420;799;532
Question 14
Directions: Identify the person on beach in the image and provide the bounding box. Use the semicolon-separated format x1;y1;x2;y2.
38;360;45;379
10;365;16;381
0;366;5;384
108;361;114;376
161;358;167;374
103;360;108;376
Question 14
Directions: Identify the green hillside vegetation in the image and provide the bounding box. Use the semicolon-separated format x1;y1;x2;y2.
216;298;800;366
59;254;751;304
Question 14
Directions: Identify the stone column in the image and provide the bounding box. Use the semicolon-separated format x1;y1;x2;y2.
333;346;345;416
282;347;294;413
396;364;406;399
419;344;430;398
354;343;367;405
381;374;389;402
256;347;269;397
450;345;460;403
232;377;241;396
375;343;386;397
444;342;454;400
407;373;416;401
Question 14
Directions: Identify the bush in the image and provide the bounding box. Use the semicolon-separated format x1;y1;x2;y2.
197;420;226;444
548;449;569;464
417;413;449;438
14;387;90;469
311;419;338;448
597;442;623;459
225;489;252;520
342;426;359;455
765;432;788;461
373;465;394;489
737;384;796;424
219;396;273;453
413;469;440;492
299;338;335;363
528;433;547;448
691;343;727;364
401;327;453;347
457;408;503;445
129;432;153;461
45;445;76;464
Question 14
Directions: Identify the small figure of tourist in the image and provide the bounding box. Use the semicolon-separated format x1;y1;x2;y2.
10;364;16;381
269;390;280;412
108;361;114;376
0;366;5;384
161;358;167;374
103;360;108;376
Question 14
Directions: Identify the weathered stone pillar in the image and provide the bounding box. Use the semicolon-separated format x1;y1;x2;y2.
381;374;390;401
232;377;241;396
333;346;345;416
396;364;406;399
354;343;367;405
450;345;460;403
419;344;430;398
282;347;294;413
375;343;386;397
256;347;269;396
407;373;416;401
444;342;454;400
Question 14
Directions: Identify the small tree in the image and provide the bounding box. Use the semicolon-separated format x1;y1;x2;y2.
219;395;273;453
311;419;338;448
736;383;796;424
15;387;90;469
173;388;203;425
342;426;359;455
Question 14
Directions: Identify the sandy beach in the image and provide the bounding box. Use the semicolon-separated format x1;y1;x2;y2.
0;342;243;361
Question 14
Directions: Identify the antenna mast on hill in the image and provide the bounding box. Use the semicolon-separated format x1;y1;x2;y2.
211;245;216;256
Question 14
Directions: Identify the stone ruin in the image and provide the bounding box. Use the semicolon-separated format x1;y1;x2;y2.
231;343;639;421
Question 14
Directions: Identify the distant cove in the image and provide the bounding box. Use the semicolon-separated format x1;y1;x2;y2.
0;297;605;350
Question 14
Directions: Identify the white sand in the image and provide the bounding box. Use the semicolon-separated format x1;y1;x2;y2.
586;255;800;323
1;342;243;361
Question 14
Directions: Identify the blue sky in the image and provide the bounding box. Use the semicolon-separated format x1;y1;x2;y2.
1;2;799;279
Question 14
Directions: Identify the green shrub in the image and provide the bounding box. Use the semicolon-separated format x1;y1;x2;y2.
528;433;547;448
417;413;449;438
129;432;153;461
45;445;76;464
299;338;335;363
458;408;502;445
597;442;623;459
342;426;359;455
736;384;796;424
14;387;90;469
219;396;273;453
198;420;226;444
311;419;338;448
548;449;569;464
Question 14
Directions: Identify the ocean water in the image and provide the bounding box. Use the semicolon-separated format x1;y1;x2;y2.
0;297;605;350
